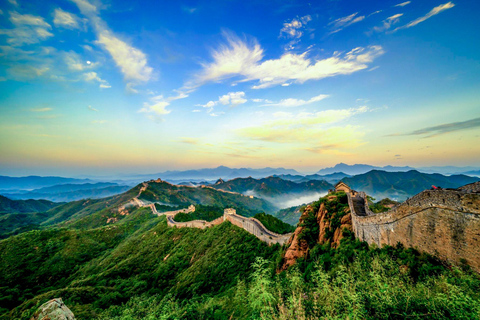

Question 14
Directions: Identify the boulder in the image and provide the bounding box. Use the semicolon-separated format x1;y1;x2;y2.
30;298;75;320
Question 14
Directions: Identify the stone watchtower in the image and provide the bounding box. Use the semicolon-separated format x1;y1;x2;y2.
224;208;236;215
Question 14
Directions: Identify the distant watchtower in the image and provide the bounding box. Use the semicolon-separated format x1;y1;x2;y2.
334;182;357;195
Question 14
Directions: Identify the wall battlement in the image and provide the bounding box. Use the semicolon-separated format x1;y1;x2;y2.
347;182;480;272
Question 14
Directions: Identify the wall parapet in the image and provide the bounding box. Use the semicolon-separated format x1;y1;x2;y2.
347;185;480;272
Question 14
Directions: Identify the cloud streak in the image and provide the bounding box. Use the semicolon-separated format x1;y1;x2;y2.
261;93;329;108
0;11;53;46
328;12;365;34
393;2;455;31
390;117;480;138
53;8;81;30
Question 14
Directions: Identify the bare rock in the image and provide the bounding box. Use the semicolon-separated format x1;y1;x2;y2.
30;298;75;320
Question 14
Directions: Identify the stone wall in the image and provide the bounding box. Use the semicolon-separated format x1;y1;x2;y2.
167;208;293;245
349;187;480;272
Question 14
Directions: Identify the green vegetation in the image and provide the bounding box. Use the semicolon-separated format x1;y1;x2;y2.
0;208;279;320
79;239;480;319
174;205;224;222
253;212;295;234
298;192;349;247
0;195;60;214
274;205;303;226
2;183;480;319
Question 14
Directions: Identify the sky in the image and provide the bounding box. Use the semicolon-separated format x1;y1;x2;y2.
0;0;479;176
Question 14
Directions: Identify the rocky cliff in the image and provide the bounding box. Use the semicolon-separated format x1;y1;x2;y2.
280;193;353;270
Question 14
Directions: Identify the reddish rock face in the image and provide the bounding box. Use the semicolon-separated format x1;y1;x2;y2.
279;206;311;271
280;198;354;271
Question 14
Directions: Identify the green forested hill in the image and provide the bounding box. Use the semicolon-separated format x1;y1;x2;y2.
0;195;60;214
0;208;279;319
139;180;276;215
211;176;333;198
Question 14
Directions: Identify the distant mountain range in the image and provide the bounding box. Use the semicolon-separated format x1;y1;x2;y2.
341;170;480;201
317;163;415;176
0;175;94;191
2;182;131;202
273;172;351;184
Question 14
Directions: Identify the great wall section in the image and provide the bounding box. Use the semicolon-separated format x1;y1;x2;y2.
345;182;480;272
123;180;293;246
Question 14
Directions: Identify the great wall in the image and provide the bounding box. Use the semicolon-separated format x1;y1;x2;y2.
124;180;293;246
342;181;480;272
123;179;480;271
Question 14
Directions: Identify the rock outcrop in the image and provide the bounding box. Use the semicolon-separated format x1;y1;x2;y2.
30;298;75;320
280;195;354;270
280;207;311;271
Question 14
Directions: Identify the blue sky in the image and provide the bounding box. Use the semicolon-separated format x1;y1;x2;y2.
0;0;479;176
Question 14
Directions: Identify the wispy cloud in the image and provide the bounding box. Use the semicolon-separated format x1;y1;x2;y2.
91;120;107;124
393;2;455;31
394;1;411;7
71;0;153;91
82;71;110;88
373;13;403;32
189;31;384;90
0;11;53;46
328;12;365;34
261;93;329;108
280;15;312;39
389;117;480;138
88;105;98;112
53;8;81;30
30;107;52;112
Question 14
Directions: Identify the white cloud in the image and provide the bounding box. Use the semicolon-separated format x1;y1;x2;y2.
262;93;329;108
328;12;365;34
8;0;18;7
88;105;98;111
139;95;172;117
71;0;153;91
96;31;153;87
280;15;312;39
82;71;110;88
394;1;411;7
219;91;247;106
198;91;247;114
373;13;403;32
91;120;107;124
0;11;53;46
393;2;455;31
53;8;81;30
190;32;384;90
